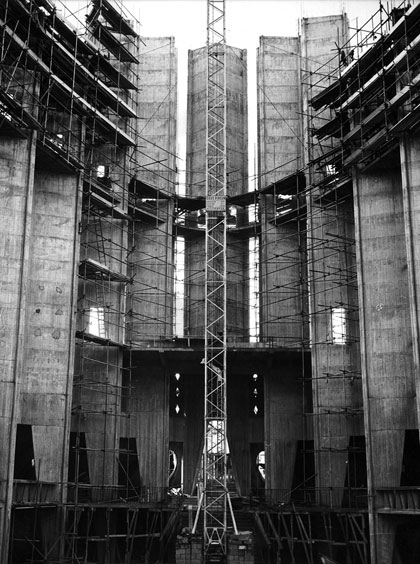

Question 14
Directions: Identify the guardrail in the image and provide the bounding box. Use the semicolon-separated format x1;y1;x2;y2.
11;481;370;511
246;487;368;510
67;484;171;504
376;487;420;512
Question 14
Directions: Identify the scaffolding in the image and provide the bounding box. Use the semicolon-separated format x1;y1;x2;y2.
0;0;179;562
3;0;420;562
256;1;420;562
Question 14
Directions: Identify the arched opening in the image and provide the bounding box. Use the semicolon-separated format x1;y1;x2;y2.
169;449;177;480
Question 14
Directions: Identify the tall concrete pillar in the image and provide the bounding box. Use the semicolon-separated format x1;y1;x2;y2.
185;45;248;340
257;37;304;346
301;14;360;502
354;165;416;564
0;133;37;563
21;166;81;559
400;133;420;424
130;37;177;343
21;168;80;493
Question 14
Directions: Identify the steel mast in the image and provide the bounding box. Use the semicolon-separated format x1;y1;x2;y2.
192;0;237;560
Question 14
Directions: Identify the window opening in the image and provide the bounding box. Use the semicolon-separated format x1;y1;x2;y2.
88;306;106;338
174;236;185;336
249;237;260;342
118;438;141;494
256;451;265;481
331;306;347;344
14;424;36;480
227;205;237;228
68;431;90;485
169;449;177;480
96;164;108;178
197;209;206;228
249;373;264;417
400;430;420;486
170;372;185;416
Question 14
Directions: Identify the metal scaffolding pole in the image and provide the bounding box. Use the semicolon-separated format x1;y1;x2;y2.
192;0;237;559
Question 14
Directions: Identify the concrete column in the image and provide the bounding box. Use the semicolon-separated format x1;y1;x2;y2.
354;166;416;564
257;37;305;346
257;37;302;182
400;133;420;425
185;46;248;340
0;133;36;563
130;37;177;342
21;168;80;498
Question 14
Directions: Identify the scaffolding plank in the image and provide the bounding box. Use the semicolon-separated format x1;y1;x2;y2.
90;21;138;64
42;28;137;118
87;0;138;37
85;191;131;220
1;20;136;146
79;258;131;283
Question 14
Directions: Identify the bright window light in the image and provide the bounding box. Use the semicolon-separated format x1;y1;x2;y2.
174;237;185;337
331;307;347;344
88;307;106;338
249;237;260;342
97;165;106;178
256;451;265;481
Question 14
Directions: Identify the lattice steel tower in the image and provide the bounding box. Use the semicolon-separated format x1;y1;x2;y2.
192;0;237;560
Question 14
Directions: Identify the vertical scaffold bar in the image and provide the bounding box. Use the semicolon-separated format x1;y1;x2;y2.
195;0;237;559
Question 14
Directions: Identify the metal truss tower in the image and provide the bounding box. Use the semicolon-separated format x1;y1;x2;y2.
192;0;237;560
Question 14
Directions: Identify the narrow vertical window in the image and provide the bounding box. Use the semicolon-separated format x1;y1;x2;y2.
174;236;185;337
331;307;347;344
249;237;260;342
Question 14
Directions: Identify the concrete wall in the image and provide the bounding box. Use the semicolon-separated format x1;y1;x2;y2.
73;346;121;495
123;367;169;490
228;372;264;496
264;360;304;495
